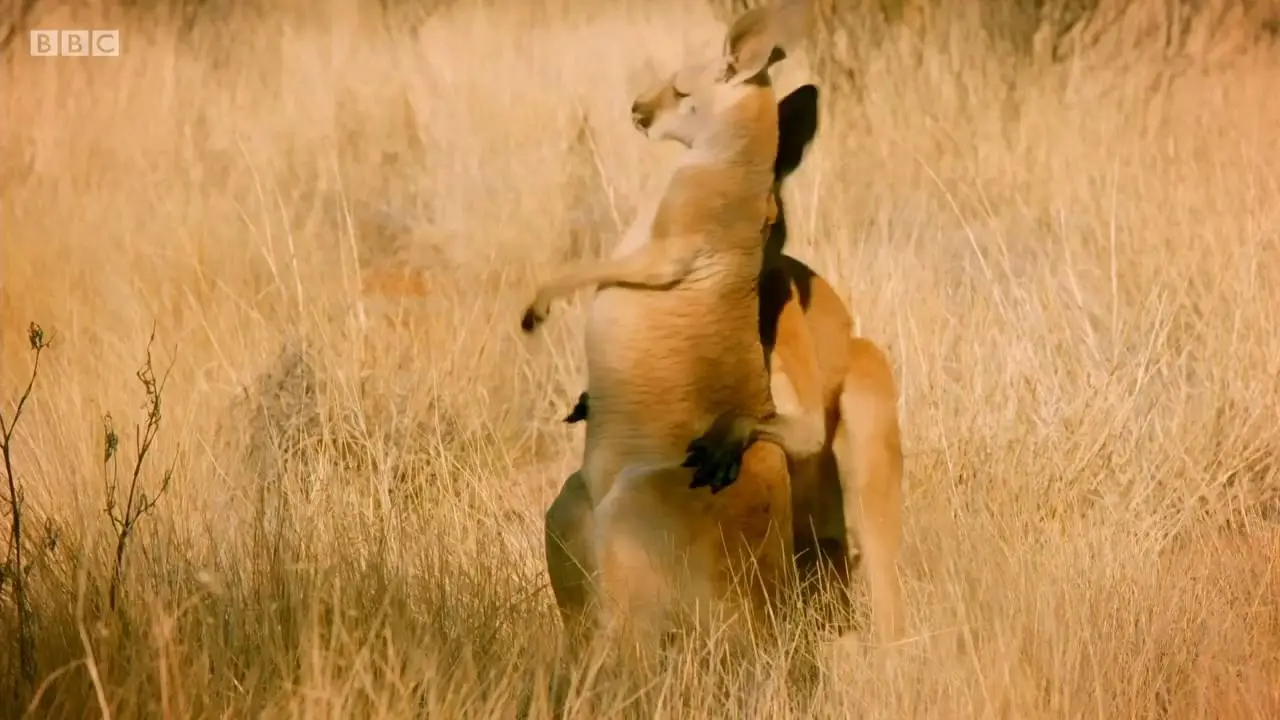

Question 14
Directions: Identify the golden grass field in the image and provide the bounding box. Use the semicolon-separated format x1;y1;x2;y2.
2;0;1279;716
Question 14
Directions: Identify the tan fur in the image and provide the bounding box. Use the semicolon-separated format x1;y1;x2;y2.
722;257;906;644
542;76;905;647
766;272;904;643
547;266;907;647
523;1;815;655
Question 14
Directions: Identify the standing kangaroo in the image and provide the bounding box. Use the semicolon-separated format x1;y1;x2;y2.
547;80;904;645
521;0;815;653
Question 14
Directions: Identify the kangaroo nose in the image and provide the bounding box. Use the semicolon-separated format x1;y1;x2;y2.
631;101;651;131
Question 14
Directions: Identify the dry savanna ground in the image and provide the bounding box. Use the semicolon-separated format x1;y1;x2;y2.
2;0;1279;717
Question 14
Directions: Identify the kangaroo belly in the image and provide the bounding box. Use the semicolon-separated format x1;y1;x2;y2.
584;284;771;459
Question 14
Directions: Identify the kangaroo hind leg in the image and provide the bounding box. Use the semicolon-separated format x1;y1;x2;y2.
831;337;905;644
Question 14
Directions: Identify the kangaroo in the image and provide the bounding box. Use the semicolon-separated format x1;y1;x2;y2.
545;84;905;643
520;0;815;653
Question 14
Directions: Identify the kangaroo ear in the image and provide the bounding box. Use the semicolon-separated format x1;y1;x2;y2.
774;84;819;181
722;7;785;84
770;0;815;56
722;0;814;85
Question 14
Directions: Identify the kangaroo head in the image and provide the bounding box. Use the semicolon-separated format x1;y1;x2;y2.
629;0;814;150
631;73;820;174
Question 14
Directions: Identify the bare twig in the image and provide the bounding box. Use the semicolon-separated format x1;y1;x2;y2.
102;325;178;612
0;322;52;696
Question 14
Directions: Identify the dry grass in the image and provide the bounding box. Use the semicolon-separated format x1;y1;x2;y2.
2;0;1280;717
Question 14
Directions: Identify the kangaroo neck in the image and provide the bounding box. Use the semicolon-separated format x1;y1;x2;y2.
683;89;779;178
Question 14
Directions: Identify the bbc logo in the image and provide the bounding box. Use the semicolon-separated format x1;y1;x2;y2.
29;30;120;57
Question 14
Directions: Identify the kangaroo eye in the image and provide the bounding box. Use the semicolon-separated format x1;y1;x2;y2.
672;86;690;100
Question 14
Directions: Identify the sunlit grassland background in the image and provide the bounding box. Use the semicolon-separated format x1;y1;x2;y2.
1;0;1279;716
